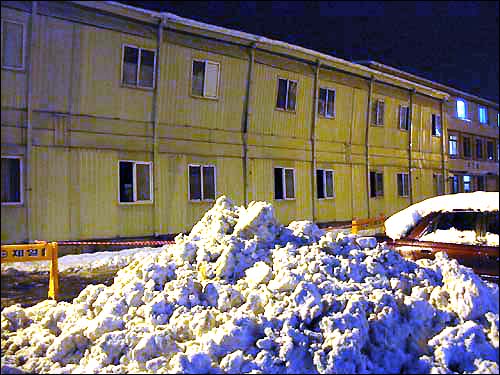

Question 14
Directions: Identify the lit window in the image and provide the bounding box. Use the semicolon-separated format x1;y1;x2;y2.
318;88;335;118
276;78;297;111
449;135;458;158
1;156;22;204
463;175;472;193
369;171;384;197
119;161;152;203
191;60;220;98
1;19;25;70
189;165;216;201
478;106;488;124
456;99;466;119
399;105;410;131
432;114;442;137
121;45;156;88
274;167;295;199
316;169;335;199
396;173;409;197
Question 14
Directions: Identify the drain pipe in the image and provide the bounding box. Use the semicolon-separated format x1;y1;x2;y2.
26;1;37;242
365;76;374;219
440;98;447;194
152;18;165;236
243;43;255;206
409;88;415;204
311;60;320;222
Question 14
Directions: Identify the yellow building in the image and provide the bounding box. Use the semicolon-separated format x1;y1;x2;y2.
5;1;495;244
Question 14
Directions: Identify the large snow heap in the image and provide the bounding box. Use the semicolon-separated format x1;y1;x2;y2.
1;196;499;374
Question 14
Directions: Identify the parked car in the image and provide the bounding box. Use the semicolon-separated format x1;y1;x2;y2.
384;192;499;281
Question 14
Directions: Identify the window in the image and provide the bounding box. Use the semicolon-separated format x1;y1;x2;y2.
463;136;471;158
318;88;335;118
478;106;488;124
476;175;485;191
1;19;25;70
396;173;410;197
456;99;466;119
463;175;472;193
316;169;334;199
189;165;216;201
119;161;152;203
274;167;295;200
372;100;385;126
487;141;494;161
431;114;442;137
369;171;384;197
1;156;22;204
121;45;156;88
276;78;297;111
433;174;444;196
191;60;220;98
399;105;410;131
476;138;483;159
451;176;460;194
448;135;458;158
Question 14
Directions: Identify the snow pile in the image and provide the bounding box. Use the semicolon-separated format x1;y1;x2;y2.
385;191;499;240
2;196;499;374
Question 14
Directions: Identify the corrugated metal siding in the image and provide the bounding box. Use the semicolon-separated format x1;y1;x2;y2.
1;205;26;243
316;163;353;222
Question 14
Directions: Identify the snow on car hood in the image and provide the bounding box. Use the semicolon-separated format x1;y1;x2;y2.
384;191;499;240
1;196;499;374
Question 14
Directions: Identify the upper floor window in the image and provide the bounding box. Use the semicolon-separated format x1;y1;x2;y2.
1;19;25;70
372;100;385;126
274;167;295;200
476;138;483;159
316;169;334;199
456;99;466;119
449;134;458;158
121;45;156;89
399;105;410;131
276;78;297;111
431;114;442;137
396;173;409;197
369;171;384;197
463;136;471;158
478;106;488;124
192;60;220;98
119;161;152;203
189;164;216;201
1;156;22;204
318;88;335;118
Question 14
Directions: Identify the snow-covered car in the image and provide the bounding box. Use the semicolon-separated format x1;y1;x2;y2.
384;191;499;280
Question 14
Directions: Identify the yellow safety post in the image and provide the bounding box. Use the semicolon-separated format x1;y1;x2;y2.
48;242;59;300
352;219;359;234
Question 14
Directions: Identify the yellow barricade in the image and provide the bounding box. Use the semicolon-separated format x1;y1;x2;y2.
351;214;386;235
1;241;59;300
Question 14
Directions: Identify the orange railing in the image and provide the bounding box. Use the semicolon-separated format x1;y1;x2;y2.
351;214;386;235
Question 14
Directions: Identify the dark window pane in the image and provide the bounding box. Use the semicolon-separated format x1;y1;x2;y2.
286;81;297;111
463;138;471;157
139;49;155;87
123;46;138;85
316;169;324;198
325;170;334;197
274;167;283;199
285;169;295;198
372;102;378;125
476;139;483;159
203;166;215;200
370;172;377;197
276;79;287;109
377;102;384;125
376;173;384;196
136;163;150;201
326;89;335;117
119;161;134;202
1;158;21;203
318;88;326;116
192;61;205;96
189;166;202;200
451;176;459;193
2;21;23;68
487;141;494;160
400;106;408;130
477;176;485;191
397;174;403;196
437;212;478;232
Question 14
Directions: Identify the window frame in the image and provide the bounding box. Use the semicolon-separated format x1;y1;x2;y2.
462;135;472;159
1;155;23;205
476;175;486;191
478;106;488;125
486;140;494;161
431;113;442;137
316;168;335;199
318;87;336;119
372;99;385;126
120;44;157;90
118;160;153;204
190;58;221;100
1;18;26;71
475;137;484;160
448;134;458;158
396;172;410;197
369;171;384;198
463;175;472;193
274;166;296;200
188;164;217;202
398;105;410;131
456;99;467;120
276;77;298;113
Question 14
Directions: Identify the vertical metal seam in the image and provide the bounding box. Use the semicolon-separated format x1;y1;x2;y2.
243;43;255;206
365;76;374;219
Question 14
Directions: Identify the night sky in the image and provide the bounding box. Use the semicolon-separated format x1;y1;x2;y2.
119;1;499;103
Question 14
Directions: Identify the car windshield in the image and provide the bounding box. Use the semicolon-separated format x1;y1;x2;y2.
419;211;480;245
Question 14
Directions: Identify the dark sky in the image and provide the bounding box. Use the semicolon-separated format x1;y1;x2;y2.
119;1;499;103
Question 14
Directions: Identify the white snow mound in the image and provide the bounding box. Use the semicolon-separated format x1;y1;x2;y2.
1;196;499;374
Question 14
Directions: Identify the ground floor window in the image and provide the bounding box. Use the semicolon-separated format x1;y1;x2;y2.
275;167;295;200
476;175;485;191
451;175;460;194
369;171;384;197
463;175;472;193
1;156;22;204
433;173;444;196
316;169;334;199
119;161;152;203
396;173;409;197
189;164;216;201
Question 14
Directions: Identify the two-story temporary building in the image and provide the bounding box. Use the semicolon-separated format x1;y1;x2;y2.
1;1;498;244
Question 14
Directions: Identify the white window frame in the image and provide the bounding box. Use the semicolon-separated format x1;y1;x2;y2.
316;168;335;199
398;105;410;131
1;19;26;71
191;59;221;99
1;155;23;205
188;164;217;202
373;99;385;126
319;87;336;118
120;44;157;89
118;160;153;204
431;113;442;137
396;172;410;197
456;99;467;120
478;106;488;124
276;77;298;112
274;166;296;200
448;134;458;158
